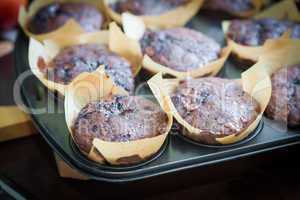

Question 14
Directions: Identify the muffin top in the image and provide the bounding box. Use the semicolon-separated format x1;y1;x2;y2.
39;44;134;93
227;18;300;46
204;0;254;14
171;78;260;137
110;0;189;16
28;2;104;34
73;95;168;153
265;65;300;126
140;28;221;72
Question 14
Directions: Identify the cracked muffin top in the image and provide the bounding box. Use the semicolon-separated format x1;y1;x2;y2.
73;95;168;153
140;28;221;72
38;44;135;93
171;78;260;144
227;19;300;46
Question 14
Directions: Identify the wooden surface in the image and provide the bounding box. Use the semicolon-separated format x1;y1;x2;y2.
0;106;36;142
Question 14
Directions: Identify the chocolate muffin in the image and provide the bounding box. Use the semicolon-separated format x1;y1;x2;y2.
265;65;300;126
204;0;255;15
39;44;134;93
110;0;189;16
227;18;300;46
28;2;104;34
140;28;221;72
73;95;168;153
171;78;260;144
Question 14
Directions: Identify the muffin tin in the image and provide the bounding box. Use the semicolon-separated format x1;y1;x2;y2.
15;13;300;182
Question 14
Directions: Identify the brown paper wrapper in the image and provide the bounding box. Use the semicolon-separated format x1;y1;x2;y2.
148;57;270;145
18;0;108;41
64;66;173;165
256;35;300;75
108;22;143;76
148;35;300;145
222;0;300;62
102;0;204;29
28;22;142;95
121;13;231;79
248;36;300;127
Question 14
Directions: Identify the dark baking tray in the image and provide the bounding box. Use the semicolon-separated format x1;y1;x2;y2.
15;13;300;183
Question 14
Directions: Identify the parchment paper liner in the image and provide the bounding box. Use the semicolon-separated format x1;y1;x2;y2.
148;49;262;144
102;0;204;29
149;36;300;145
122;13;231;79
64;66;173;165
28;22;142;96
222;0;300;62
204;0;264;18
257;36;300;125
19;0;108;41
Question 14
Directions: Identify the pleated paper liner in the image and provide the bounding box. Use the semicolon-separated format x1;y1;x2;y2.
64;66;173;165
147;74;266;145
256;36;300;70
176;121;264;148
148;43;271;144
28;22;142;96
18;0;110;41
257;35;300;127
121;13;232;79
202;0;264;18
148;35;300;146
102;0;204;29
222;0;300;63
69;132;170;169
